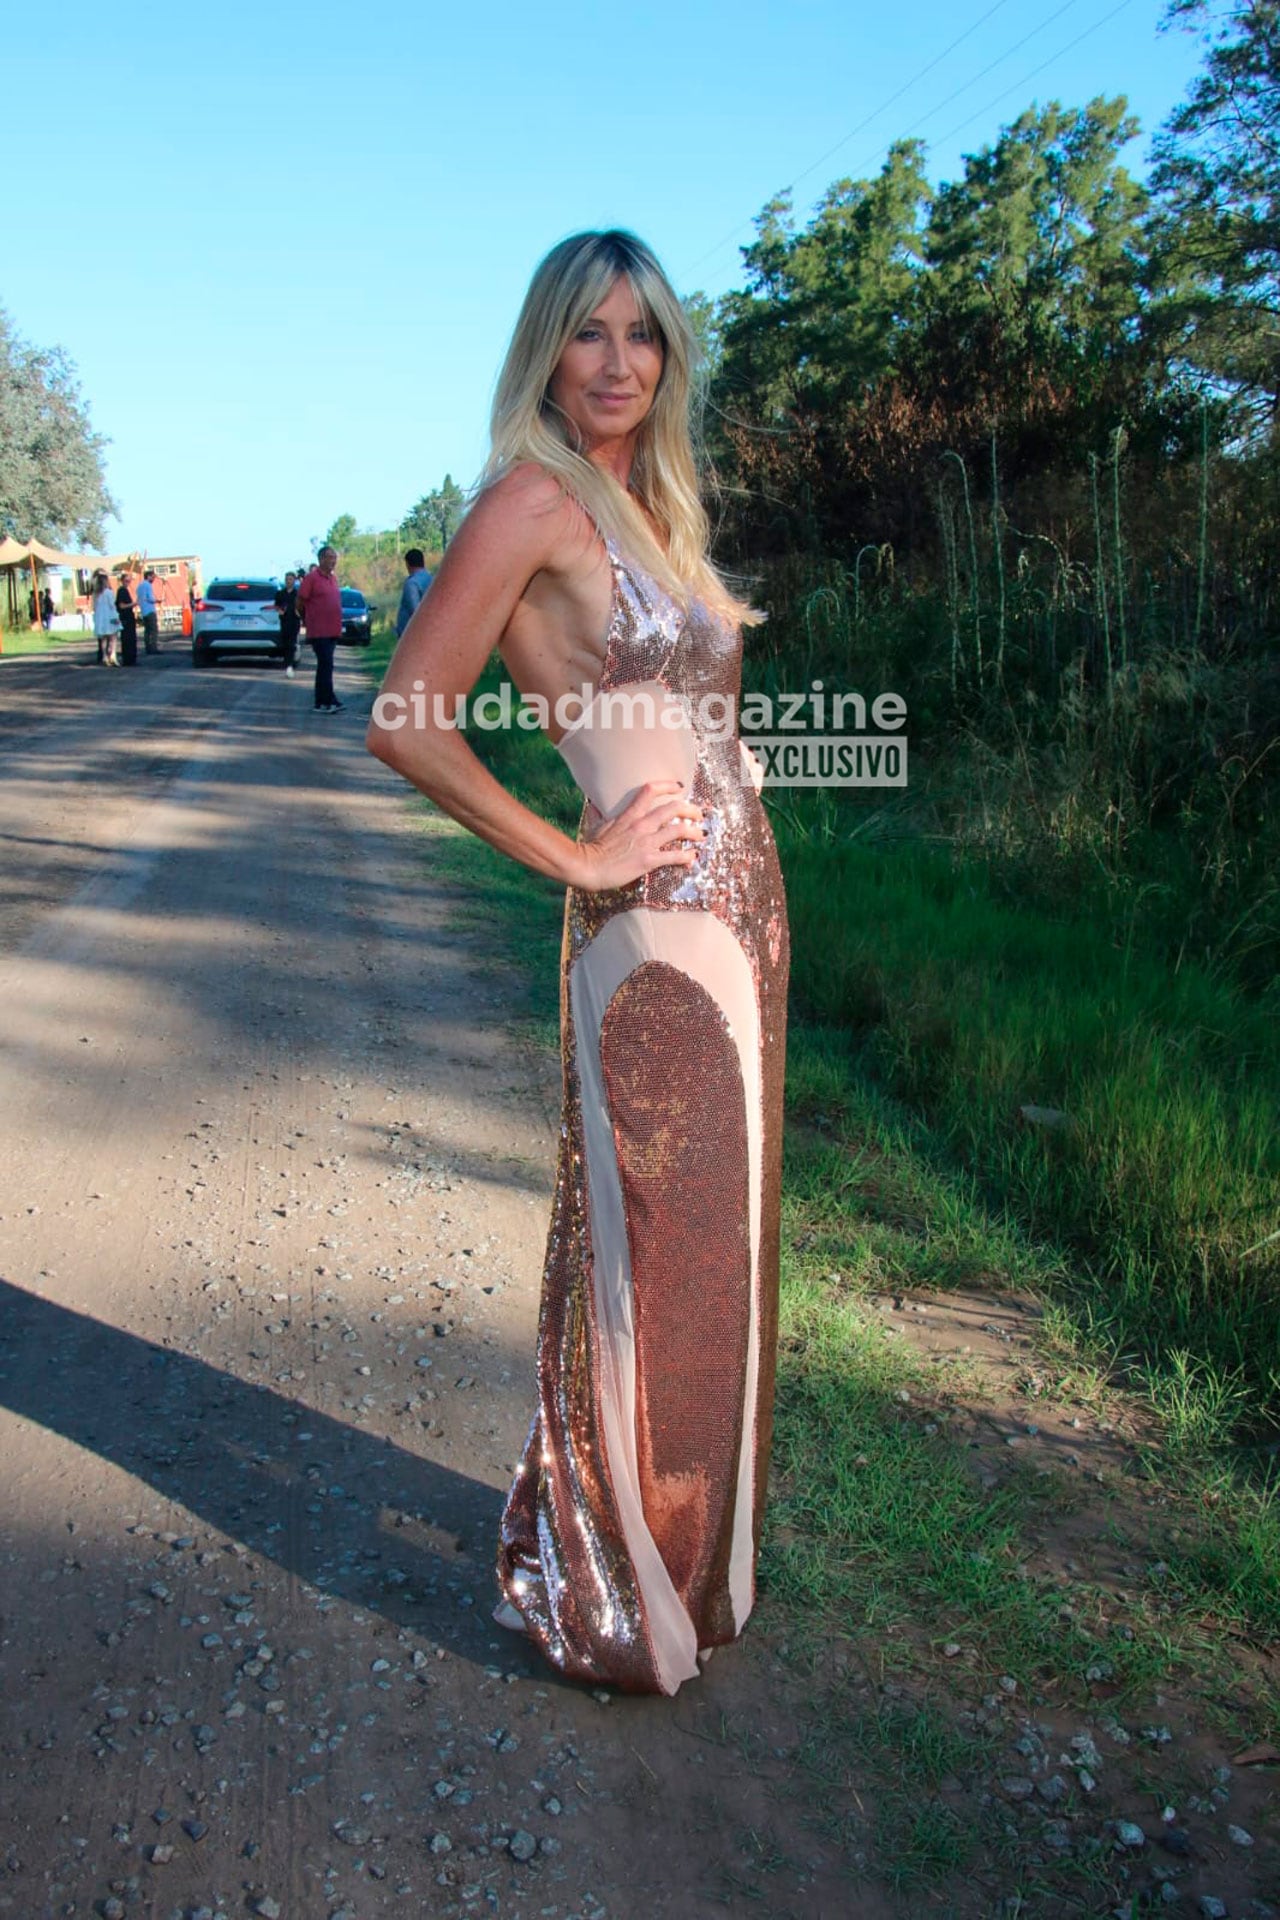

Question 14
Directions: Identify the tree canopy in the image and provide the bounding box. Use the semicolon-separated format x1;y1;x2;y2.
715;141;930;418
1150;0;1280;421
402;476;467;552
0;306;116;547
323;512;358;550
705;97;1166;557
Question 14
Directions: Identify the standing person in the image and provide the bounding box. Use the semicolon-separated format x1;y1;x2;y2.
115;574;139;666
367;230;789;1696
298;546;344;712
93;573;122;666
274;571;301;675
40;588;55;631
137;568;161;653
395;546;434;637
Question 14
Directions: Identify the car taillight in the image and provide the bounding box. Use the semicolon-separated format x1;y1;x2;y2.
196;600;223;614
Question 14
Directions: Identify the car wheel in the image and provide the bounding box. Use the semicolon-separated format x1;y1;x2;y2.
192;647;210;668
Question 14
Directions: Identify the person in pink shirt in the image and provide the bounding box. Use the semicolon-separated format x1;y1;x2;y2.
298;544;345;712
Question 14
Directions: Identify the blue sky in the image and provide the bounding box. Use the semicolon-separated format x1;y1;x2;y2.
10;0;1204;579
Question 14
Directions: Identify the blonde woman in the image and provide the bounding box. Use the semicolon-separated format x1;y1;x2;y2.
368;230;789;1695
93;572;121;666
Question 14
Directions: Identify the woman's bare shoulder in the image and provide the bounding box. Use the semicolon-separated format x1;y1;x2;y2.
472;462;573;526
467;463;593;560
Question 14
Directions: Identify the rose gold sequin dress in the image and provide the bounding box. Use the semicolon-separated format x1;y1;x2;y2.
498;540;789;1695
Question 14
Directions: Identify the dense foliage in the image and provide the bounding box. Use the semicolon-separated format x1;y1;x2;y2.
1151;0;1280;421
697;2;1279;994
0;305;116;547
706;73;1272;577
402;476;467;553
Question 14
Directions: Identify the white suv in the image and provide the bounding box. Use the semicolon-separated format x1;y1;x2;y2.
192;577;284;667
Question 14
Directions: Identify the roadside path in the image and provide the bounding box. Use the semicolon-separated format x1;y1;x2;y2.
0;651;854;1920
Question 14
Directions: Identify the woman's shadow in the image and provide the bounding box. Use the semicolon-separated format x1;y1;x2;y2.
0;1275;529;1674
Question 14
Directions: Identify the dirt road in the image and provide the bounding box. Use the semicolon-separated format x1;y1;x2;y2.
0;649;850;1920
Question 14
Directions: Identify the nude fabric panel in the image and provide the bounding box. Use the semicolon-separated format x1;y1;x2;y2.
557;678;698;821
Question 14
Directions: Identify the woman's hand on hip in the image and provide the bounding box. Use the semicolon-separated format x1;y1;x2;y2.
572;781;705;893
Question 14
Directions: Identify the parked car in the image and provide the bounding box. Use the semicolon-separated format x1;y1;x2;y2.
191;578;286;667
340;587;376;645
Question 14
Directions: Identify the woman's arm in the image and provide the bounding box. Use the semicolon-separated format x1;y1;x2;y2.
366;467;702;892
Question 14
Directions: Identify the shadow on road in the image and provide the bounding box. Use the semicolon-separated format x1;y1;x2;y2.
0;651;556;1176
0;1275;533;1678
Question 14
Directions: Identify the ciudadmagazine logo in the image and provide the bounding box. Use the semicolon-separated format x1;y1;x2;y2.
371;679;908;789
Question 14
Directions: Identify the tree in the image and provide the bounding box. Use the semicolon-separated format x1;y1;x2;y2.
905;97;1160;482
708;106;1159;559
715;142;931;418
1150;0;1280;423
0;305;116;546
682;291;722;415
402;475;466;552
324;512;358;550
923;99;1148;364
682;291;722;374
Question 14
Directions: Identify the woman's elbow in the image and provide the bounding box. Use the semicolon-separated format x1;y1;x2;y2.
366;702;409;773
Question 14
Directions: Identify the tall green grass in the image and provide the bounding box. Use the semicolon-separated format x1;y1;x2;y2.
780;821;1280;1432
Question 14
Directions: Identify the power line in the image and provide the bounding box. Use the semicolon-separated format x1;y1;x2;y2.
785;0;1020;198
683;0;1132;283
684;0;1031;277
925;0;1140;153
797;0;1143;250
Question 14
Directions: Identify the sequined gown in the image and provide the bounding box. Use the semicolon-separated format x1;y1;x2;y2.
498;540;789;1696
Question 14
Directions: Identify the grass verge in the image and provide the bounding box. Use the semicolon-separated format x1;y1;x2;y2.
0;626;97;658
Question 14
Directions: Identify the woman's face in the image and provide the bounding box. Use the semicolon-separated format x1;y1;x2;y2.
548;277;663;455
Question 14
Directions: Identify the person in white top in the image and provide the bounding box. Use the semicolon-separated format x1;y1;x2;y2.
93;573;122;666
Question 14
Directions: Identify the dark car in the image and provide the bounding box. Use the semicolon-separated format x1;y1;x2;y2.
340;587;376;645
191;578;286;667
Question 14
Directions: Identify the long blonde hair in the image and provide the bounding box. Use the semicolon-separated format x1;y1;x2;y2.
485;229;752;623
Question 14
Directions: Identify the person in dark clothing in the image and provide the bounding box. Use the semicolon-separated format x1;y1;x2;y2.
116;577;140;667
274;571;301;675
40;589;55;630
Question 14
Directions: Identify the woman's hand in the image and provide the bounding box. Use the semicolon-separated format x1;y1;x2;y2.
572;781;705;892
